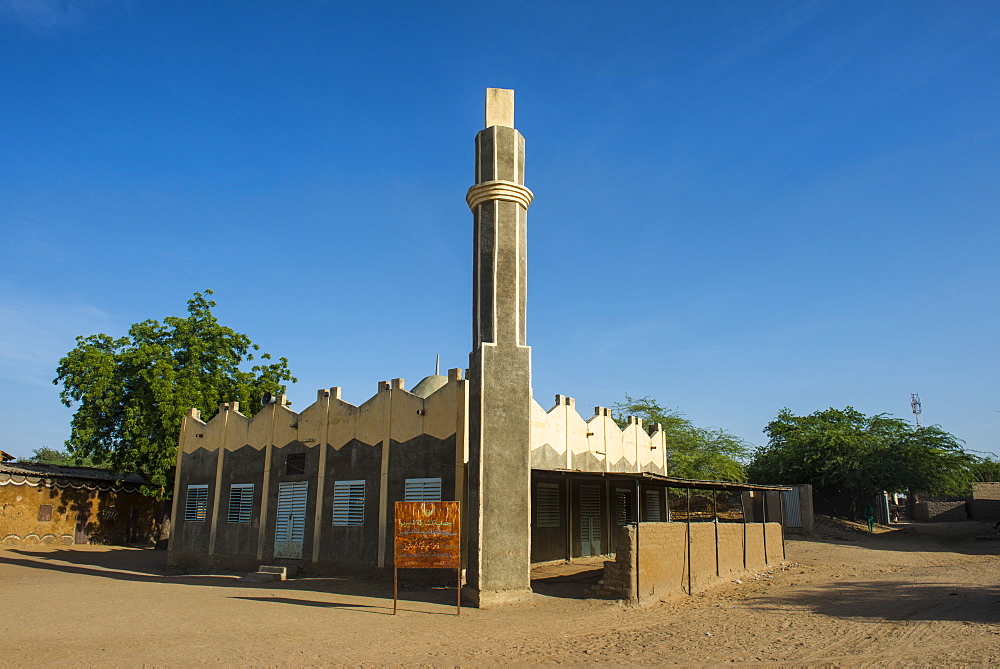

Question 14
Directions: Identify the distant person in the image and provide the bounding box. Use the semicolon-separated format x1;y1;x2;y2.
864;503;875;533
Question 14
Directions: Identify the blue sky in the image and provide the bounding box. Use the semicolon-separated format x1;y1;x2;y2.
1;1;998;461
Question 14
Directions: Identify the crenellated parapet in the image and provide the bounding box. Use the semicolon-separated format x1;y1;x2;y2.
530;395;667;475
178;369;468;455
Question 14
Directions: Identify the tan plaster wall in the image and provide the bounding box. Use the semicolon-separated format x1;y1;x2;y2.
765;522;784;563
630;521;783;603
717;523;746;576
744;522;766;571
0;483;76;545
529;396;667;474
1;481;162;546
636;522;686;600
688;522;718;591
296;399;327;446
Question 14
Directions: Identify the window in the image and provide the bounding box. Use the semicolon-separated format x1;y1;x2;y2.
332;480;366;526
404;477;442;502
227;484;254;524
38;505;53;522
286;453;306;476
645;489;662;522
535;483;561;527
615;488;634;526
185;484;209;522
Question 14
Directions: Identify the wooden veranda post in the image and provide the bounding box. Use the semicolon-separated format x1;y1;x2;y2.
713;490;720;577
740;493;747;570
761;491;769;564
686;488;692;595
778;489;786;560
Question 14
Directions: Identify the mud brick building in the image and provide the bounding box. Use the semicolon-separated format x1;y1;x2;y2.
1;461;163;547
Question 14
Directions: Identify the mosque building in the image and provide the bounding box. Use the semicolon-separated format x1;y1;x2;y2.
167;89;790;607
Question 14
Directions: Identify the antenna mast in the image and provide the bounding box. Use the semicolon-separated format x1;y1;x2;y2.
910;393;922;427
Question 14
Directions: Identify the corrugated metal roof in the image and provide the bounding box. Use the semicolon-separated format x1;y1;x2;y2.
0;461;147;484
532;468;791;492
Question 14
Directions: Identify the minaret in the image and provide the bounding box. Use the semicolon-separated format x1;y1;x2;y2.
464;88;534;607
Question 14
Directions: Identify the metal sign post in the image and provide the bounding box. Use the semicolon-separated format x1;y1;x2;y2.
393;501;461;615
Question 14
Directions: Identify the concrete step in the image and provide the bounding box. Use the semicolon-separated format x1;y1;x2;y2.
258;564;299;579
239;571;283;583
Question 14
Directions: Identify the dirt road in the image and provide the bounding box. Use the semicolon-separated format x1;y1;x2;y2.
2;520;998;665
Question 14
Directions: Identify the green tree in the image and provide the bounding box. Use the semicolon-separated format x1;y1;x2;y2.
54;290;296;498
613;395;750;481
27;446;95;467
748;407;974;518
969;456;1000;482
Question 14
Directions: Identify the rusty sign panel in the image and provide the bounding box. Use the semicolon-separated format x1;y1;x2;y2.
394;501;460;569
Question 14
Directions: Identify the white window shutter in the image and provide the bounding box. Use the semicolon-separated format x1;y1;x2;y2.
332;480;366;526
185;484;209;522
227;484;254;524
404;477;442;502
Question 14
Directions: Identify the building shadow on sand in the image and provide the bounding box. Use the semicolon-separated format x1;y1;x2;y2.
0;547;466;610
749;579;1000;624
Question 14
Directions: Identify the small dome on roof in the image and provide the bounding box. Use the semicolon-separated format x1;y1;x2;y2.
410;374;448;398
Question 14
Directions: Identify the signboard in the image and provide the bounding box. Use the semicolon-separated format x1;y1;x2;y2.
394;501;461;568
392;501;461;614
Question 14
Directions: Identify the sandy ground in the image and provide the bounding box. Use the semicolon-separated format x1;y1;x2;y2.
2;520;999;666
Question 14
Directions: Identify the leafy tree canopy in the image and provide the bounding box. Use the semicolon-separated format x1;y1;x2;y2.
748;407;975;504
613;395;750;481
969;456;1000;483
27;446;95;467
54;290;296;498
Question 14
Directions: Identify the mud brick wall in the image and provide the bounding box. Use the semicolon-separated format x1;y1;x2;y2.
591;521;783;604
913;501;967;522
972;483;1000;500
970;483;1000;521
587;526;636;600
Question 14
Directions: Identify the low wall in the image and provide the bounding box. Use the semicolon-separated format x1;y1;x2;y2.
971;483;1000;521
590;521;783;604
971;500;1000;521
972;482;1000;501
913;501;966;522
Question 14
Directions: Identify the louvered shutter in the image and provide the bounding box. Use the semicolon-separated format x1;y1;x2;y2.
333;480;366;526
645;489;662;522
275;481;308;543
615;488;634;525
535;483;561;527
185;484;209;522
404;477;442;502
227;484;254;523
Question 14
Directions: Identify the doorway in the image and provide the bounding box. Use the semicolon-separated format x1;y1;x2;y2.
580;484;601;557
274;481;308;559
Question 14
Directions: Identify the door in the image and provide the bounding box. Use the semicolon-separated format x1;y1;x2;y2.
74;510;90;544
782;489;802;528
274;481;308;559
580;484;601;557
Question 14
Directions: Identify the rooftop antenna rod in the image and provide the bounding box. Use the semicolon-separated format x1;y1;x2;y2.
910;393;922;428
435;353;440;376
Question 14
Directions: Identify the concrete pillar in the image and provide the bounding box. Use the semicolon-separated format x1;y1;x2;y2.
464;88;534;607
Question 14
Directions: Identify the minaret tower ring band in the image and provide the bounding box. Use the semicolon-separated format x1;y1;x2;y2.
466;180;534;212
